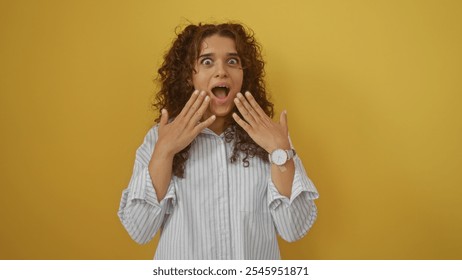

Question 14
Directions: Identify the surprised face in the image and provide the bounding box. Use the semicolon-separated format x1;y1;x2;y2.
192;34;244;120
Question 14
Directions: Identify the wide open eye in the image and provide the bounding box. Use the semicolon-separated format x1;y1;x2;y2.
228;58;240;65
200;58;213;65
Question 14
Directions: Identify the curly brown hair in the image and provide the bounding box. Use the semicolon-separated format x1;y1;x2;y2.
153;22;273;178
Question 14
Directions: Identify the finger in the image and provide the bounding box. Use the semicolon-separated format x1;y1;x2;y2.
244;91;270;120
280;110;288;132
178;89;200;118
159;109;169;127
279;110;289;135
189;95;210;127
237;92;260;124
193;114;216;134
185;90;207;120
232;112;251;133
234;95;256;126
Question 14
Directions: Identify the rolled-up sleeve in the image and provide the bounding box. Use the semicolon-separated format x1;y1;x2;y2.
117;126;176;244
267;155;319;242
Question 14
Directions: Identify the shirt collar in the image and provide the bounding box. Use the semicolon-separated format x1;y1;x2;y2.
200;125;234;138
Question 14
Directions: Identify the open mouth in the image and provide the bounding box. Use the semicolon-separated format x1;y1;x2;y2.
211;85;230;99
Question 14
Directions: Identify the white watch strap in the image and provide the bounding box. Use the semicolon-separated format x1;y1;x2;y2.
286;148;296;160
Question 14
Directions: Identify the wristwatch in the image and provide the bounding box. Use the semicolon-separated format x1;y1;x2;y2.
269;148;296;170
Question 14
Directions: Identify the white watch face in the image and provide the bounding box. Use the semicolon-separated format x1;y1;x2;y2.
271;149;288;165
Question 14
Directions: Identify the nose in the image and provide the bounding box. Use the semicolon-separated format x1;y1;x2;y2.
214;61;228;78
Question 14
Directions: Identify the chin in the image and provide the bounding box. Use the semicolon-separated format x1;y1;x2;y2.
210;104;235;117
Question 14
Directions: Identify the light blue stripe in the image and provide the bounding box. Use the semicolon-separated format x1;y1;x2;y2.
117;125;319;259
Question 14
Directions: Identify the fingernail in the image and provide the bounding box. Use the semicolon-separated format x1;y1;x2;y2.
205;96;210;101
245;91;251;96
200;91;206;96
211;115;216;120
161;109;166;114
237;92;243;98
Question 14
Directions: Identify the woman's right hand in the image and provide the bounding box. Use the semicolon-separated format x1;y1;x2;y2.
156;90;215;157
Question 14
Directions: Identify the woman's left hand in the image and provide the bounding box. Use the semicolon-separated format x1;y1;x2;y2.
232;91;291;153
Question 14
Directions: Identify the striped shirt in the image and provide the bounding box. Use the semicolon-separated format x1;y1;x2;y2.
118;125;319;259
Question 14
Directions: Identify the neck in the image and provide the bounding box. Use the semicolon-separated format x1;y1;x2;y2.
207;116;227;135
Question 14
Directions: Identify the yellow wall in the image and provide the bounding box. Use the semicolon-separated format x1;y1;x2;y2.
1;0;461;259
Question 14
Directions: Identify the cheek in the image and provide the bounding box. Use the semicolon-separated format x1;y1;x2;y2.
228;67;243;80
235;71;244;87
192;71;210;88
191;74;203;88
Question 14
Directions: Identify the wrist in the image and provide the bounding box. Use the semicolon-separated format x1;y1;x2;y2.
153;140;176;160
268;148;296;166
149;145;174;175
266;138;291;153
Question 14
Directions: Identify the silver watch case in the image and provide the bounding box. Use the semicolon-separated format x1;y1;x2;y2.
269;148;296;165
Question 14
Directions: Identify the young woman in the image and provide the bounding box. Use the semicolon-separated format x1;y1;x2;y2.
118;22;319;259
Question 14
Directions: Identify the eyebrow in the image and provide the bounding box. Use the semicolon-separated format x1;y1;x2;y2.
198;52;240;58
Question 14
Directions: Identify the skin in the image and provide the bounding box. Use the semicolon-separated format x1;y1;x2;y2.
148;34;295;201
192;35;243;135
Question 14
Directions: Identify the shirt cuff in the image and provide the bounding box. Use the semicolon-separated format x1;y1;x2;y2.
128;167;177;212
267;155;319;210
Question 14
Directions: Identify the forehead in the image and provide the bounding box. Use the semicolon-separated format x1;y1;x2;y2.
199;34;237;54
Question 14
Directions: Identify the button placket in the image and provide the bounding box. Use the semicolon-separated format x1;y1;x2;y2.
216;137;231;259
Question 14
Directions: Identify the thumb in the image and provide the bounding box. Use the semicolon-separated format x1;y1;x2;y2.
279;110;288;130
159;109;169;127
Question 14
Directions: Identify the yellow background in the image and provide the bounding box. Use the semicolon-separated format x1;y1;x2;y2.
1;0;461;259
